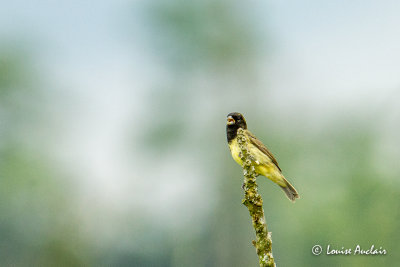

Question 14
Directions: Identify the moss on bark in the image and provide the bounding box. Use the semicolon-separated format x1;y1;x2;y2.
237;128;276;267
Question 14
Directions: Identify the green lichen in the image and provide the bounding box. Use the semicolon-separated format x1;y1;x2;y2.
237;128;276;267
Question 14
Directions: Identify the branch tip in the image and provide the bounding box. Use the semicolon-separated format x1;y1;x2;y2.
236;129;276;267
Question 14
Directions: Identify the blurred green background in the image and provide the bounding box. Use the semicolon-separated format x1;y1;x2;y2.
1;0;400;266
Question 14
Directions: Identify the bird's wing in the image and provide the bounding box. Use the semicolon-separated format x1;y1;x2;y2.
245;129;282;172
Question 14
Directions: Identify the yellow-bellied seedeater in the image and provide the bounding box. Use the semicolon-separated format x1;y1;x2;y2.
226;112;299;202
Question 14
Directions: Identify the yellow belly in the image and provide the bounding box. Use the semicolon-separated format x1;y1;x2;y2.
229;138;243;166
229;138;286;187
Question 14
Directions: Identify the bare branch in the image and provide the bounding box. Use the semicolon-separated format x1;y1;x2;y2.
237;128;276;267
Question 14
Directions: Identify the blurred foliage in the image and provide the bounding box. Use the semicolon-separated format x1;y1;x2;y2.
0;146;91;266
145;0;259;69
0;47;92;266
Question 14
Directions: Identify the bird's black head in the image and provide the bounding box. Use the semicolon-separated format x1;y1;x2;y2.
226;112;247;143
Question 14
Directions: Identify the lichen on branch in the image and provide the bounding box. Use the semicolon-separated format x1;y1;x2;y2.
237;128;276;267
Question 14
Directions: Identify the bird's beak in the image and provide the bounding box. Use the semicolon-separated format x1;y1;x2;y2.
227;116;235;125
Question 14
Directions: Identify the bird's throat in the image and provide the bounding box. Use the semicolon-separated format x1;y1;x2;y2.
226;125;239;143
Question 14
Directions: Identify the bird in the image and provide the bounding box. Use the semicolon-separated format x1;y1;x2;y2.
226;112;299;202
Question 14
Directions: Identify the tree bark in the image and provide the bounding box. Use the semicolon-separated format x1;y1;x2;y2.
237;128;276;267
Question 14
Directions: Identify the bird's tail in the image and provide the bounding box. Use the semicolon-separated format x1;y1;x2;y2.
279;178;299;202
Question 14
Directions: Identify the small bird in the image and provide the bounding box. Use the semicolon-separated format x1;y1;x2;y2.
226;112;299;202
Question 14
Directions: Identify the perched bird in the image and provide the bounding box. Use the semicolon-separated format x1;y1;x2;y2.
226;112;299;202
